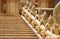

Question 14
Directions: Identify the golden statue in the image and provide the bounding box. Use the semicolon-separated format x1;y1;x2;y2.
45;15;53;30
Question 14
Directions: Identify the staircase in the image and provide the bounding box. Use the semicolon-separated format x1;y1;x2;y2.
0;15;38;39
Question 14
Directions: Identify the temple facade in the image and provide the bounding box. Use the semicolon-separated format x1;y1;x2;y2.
0;0;60;39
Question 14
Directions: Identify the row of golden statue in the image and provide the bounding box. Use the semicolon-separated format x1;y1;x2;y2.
21;1;60;39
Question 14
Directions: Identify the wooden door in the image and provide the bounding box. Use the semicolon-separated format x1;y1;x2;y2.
48;0;55;8
1;0;7;13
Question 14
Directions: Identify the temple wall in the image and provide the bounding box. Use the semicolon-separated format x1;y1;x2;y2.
0;0;2;12
6;0;19;16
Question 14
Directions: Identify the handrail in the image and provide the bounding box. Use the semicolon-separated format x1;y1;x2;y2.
35;8;54;14
22;7;35;21
22;7;60;39
41;8;54;11
35;8;54;11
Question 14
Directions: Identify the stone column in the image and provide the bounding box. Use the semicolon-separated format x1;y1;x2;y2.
7;0;19;16
6;0;10;14
9;0;16;15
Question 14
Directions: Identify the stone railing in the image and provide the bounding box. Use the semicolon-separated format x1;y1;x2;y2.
21;2;60;39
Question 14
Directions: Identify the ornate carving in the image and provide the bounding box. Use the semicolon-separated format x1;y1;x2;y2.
53;2;60;26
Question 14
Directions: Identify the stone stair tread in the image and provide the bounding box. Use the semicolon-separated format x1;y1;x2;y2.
17;32;34;34
0;29;32;32
0;27;31;29
0;36;38;39
0;32;34;34
0;34;36;36
0;16;38;39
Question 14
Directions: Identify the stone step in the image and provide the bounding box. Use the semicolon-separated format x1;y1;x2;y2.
0;30;33;34
0;31;34;34
0;36;38;39
0;26;31;30
0;16;38;39
0;29;32;31
17;32;34;34
0;34;36;36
